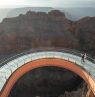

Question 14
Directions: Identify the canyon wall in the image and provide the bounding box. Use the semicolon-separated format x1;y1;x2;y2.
0;10;95;56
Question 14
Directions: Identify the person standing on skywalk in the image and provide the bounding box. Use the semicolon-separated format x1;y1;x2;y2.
81;53;87;63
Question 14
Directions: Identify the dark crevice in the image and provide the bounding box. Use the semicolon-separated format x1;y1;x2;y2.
9;66;88;97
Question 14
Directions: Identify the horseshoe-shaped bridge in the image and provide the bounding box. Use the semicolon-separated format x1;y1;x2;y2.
0;48;95;97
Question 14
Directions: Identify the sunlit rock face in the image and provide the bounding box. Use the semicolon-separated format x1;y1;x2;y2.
9;67;87;97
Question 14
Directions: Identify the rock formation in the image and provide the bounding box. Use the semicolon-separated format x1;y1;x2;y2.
0;10;95;57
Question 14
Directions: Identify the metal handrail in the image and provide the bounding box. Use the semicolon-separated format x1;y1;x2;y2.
0;47;95;67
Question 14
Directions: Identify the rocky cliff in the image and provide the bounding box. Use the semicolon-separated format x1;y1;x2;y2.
75;17;95;54
0;10;95;56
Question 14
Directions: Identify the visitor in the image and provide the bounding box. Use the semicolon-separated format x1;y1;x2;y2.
81;53;87;63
